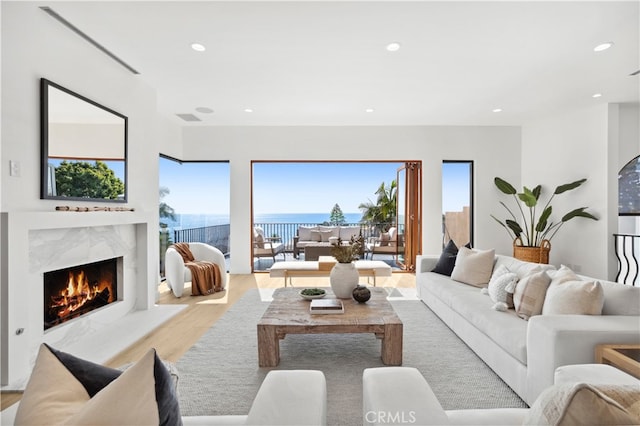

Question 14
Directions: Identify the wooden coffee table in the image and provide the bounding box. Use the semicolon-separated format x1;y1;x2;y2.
257;287;403;367
596;344;640;379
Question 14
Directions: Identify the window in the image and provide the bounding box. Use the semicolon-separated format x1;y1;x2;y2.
619;155;640;216
442;161;473;248
158;155;230;276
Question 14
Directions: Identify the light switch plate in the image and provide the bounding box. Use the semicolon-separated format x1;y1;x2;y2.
10;160;20;177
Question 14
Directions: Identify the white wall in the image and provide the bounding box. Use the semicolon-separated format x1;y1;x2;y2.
521;103;639;279
618;103;640;171
1;2;171;214
1;2;181;385
0;2;183;287
182;125;522;274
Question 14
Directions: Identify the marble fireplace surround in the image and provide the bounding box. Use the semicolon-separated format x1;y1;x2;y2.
1;211;185;389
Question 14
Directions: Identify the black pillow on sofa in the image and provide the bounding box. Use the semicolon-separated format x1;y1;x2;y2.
432;240;459;276
432;240;472;276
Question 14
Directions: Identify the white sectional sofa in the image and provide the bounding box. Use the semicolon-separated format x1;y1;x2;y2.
415;254;640;405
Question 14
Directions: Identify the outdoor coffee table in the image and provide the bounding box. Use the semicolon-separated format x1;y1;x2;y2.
257;287;403;367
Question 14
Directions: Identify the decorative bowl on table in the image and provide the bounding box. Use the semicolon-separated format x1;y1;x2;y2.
299;288;326;300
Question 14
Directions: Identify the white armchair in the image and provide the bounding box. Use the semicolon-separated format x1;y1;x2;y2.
165;243;227;297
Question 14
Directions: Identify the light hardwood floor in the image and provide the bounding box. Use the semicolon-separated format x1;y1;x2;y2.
1;272;415;411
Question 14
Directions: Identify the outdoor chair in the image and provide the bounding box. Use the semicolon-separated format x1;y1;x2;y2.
366;227;404;259
165;242;227;297
254;226;285;263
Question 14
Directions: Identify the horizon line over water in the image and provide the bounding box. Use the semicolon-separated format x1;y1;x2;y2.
163;212;365;233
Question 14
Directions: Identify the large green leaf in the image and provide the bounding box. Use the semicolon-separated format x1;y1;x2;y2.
561;207;598;222
494;177;516;195
535;206;552;232
554;179;587;195
518;187;538;207
506;219;523;236
532;185;542;201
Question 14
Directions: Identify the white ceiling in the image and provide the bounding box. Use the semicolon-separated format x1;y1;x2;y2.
47;1;639;126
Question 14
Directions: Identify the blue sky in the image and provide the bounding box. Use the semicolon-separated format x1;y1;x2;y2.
442;162;471;213
159;158;470;215
253;162;400;214
159;158;231;214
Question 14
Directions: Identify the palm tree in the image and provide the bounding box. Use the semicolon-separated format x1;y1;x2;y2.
159;186;177;223
159;187;177;275
358;180;397;232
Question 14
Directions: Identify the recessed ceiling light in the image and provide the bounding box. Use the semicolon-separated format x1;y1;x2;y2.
386;42;401;52
593;42;613;52
592;93;602;98
191;43;206;52
365;108;374;113
244;108;253;113
195;107;214;114
492;108;503;113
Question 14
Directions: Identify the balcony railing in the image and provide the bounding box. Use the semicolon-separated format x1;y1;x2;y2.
173;224;230;254
253;222;381;252
614;233;639;286
170;222;389;255
163;222;396;274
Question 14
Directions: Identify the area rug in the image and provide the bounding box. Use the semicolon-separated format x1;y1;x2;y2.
176;289;526;425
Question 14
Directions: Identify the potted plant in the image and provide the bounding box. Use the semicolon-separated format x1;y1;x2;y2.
329;236;363;298
490;177;598;263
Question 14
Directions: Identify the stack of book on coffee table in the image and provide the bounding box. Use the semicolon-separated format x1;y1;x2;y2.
310;299;344;314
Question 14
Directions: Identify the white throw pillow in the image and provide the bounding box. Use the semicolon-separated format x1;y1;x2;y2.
542;279;604;315
451;247;495;287
298;226;317;241
513;269;551;320
548;264;579;286
319;231;333;242
487;264;518;308
318;225;339;238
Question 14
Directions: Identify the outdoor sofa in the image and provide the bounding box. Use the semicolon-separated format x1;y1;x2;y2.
293;225;362;258
416;251;640;405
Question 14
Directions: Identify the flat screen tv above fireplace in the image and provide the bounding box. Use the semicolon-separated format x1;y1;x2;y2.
43;257;120;330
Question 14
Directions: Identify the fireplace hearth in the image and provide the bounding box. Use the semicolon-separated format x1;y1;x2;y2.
43;257;120;330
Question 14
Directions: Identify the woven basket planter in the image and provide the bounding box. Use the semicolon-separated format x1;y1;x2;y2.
513;237;550;264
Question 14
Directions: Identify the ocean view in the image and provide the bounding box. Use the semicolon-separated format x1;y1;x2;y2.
162;212;365;235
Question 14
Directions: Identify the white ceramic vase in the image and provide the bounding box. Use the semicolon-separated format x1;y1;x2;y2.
329;262;359;299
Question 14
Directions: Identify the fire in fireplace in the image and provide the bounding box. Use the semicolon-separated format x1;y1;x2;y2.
44;258;119;330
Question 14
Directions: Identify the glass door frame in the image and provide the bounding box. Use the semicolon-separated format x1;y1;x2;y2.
396;161;422;271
